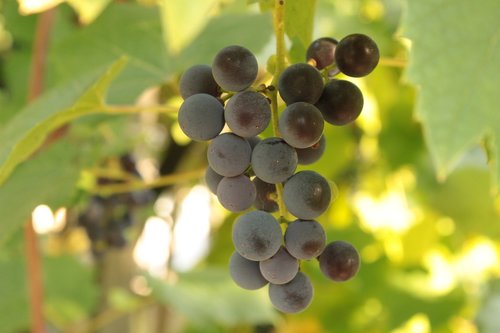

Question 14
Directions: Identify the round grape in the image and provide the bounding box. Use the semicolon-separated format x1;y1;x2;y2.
253;177;278;213
225;91;271;137
178;93;225;141
335;33;379;77
279;102;324;149
229;251;268;290
319;241;360;282
268;272;313;313
296;135;326;165
212;45;258;92
217;175;256;212
306;37;338;70
283;171;331;219
284;219;326;260
315;79;364;126
207;133;251;177
205;166;223;194
179;64;220;99
278;63;324;104
247;136;261;150
232;210;282;261
259;247;299;285
251;137;297;184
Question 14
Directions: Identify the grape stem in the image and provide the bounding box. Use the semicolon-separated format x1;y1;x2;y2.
270;0;288;219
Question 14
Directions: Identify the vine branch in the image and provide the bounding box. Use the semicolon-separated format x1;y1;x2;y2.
25;7;57;333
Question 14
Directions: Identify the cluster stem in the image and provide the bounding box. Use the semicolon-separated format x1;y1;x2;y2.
269;0;288;219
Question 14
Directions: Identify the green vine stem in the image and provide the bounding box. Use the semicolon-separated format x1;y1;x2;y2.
270;0;288;219
92;167;205;196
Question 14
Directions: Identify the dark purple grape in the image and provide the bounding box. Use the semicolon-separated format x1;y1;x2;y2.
179;64;220;99
259;247;299;284
216;175;256;212
229;251;268;290
212;45;258;92
284;219;326;260
204;166;224;194
253;177;278;213
251;137;297;184
296;135;326;165
279;102;324;149
315;79;364;126
319;241;360;282
178;93;225;141
306;37;338;70
232;210;282;261
335;33;379;77
268;272;313;313
283;171;331;219
278;63;324;104
225;91;271;137
207;133;251;177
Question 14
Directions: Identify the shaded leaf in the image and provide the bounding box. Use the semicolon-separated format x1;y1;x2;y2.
148;268;278;327
0;57;126;185
402;0;500;189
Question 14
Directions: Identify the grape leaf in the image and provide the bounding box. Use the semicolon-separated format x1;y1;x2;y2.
402;0;500;189
284;0;316;49
0;57;127;185
158;0;218;54
147;269;278;326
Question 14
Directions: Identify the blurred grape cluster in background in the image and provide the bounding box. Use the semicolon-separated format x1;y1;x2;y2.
0;0;499;332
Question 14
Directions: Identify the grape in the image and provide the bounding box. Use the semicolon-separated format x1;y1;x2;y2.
283;171;331;219
179;64;220;99
212;45;258;92
178;93;225;141
278;63;324;104
225;91;271;137
284;219;326;260
205;166;223;194
232;210;282;261
306;37;338;70
296;135;326;165
217;175;256;212
279;102;324;148
229;251;268;290
268;272;313;313
259;247;299;284
319;241;360;282
253;177;278;213
315;79;364;126
247;136;261;150
251;137;297;184
335;33;379;77
207;133;251;177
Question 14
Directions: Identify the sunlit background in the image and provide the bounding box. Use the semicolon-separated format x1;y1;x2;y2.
1;0;499;332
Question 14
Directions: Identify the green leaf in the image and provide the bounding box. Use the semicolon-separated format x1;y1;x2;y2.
48;3;169;103
177;12;273;69
148;268;278;327
0;57;127;185
402;0;500;189
284;0;316;50
66;0;113;24
158;0;218;54
0;141;84;244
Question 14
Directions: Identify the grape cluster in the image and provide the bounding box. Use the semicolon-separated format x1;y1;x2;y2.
77;155;153;258
177;33;378;313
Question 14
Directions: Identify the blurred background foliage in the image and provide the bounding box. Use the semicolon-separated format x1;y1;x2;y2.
0;0;499;332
